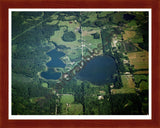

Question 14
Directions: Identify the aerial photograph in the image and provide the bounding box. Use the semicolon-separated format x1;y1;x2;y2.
11;10;149;116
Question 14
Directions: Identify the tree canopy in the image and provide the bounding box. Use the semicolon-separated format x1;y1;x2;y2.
62;31;76;42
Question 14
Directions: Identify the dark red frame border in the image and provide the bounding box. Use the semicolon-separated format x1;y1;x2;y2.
0;0;160;128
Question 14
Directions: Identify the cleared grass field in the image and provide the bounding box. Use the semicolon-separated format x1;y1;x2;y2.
123;30;136;41
128;51;148;70
50;28;80;48
61;103;83;115
82;30;98;36
111;75;136;94
60;94;74;104
59;20;80;32
41;82;48;88
81;27;103;55
121;75;135;88
134;70;148;74
60;94;83;115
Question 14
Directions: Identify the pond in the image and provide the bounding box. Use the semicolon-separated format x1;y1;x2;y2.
46;49;66;68
41;49;66;80
76;55;117;85
41;68;61;80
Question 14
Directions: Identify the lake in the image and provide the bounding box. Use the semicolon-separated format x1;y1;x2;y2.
41;49;117;83
41;49;66;80
46;49;66;68
76;55;117;85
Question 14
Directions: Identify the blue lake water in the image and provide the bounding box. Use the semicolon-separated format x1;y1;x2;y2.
46;49;66;68
76;55;117;85
41;68;61;79
41;49;66;80
41;49;117;83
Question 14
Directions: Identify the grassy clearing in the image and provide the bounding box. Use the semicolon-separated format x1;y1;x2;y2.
50;21;81;47
67;104;83;115
59;20;80;32
111;88;135;94
134;70;148;74
123;30;136;41
50;29;80;47
62;46;81;62
60;94;83;115
128;51;148;70
121;75;135;88
111;75;136;94
82;30;98;36
82;26;100;33
60;94;74;104
83;36;101;47
41;82;48;88
61;103;83;115
82;27;102;53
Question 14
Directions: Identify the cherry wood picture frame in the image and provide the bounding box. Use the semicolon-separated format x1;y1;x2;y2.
0;0;160;128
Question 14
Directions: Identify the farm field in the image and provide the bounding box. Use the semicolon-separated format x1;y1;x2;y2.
134;70;148;74
123;30;136;41
128;51;148;70
111;75;136;94
60;94;83;115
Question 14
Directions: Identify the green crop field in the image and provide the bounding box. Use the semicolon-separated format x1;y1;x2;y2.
60;95;83;115
60;94;74;104
111;75;136;94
